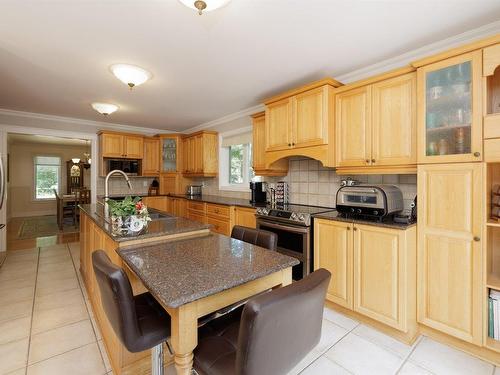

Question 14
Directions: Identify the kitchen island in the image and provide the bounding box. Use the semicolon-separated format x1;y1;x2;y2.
79;205;298;375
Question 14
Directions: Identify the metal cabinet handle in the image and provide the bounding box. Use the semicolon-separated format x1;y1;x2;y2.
474;236;480;242
473;152;480;157
353;227;358;231
346;227;350;231
371;159;376;163
292;143;295;146
365;159;370;164
288;143;292;147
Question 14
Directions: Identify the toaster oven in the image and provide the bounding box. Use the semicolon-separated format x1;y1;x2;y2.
336;185;403;217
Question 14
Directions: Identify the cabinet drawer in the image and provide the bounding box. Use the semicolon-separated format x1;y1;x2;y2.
207;216;231;236
485;138;500;162
206;204;230;219
187;211;206;224
187;201;206;214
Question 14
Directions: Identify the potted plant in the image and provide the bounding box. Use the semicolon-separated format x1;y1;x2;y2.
107;196;151;235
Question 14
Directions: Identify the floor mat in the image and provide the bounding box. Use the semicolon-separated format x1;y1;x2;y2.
17;215;78;239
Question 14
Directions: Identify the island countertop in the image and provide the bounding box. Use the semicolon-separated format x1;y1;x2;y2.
79;204;210;243
118;233;299;308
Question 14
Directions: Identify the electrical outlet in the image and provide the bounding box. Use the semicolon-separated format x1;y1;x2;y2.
143;180;148;187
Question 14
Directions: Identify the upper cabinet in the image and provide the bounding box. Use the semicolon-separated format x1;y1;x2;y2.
160;135;182;174
252;112;288;176
335;72;416;172
181;131;218;177
264;79;341;168
417;50;482;163
99;132;144;159
142;137;160;176
483;43;500;152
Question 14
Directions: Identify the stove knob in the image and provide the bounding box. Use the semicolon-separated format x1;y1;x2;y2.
356;209;362;214
298;214;305;222
290;212;298;221
350;208;355;213
373;210;378;216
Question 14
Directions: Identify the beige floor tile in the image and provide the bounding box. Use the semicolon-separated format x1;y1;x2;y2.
352;324;414;358
399;361;433;374
27;342;105;375
97;340;112;372
38;255;71;267
0;277;36;292
0;338;29;374
90;316;102;341
35;275;80;296
29;320;96;364
31;302;89;334
0;285;34;304
299;356;351;375
323;307;359;331
39;244;69;253
34;288;84;312
36;267;76;282
5;368;27;375
0;299;33;323
0;316;32;345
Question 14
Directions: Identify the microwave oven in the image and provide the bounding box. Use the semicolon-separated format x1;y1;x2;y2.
106;159;141;176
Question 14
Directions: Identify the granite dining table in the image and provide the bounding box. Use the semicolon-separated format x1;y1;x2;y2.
118;233;299;375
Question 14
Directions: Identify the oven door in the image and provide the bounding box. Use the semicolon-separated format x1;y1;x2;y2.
256;218;310;280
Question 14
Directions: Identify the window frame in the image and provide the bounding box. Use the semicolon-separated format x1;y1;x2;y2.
218;128;253;192
33;155;62;201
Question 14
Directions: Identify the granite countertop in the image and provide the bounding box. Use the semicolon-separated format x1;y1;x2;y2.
98;193;264;209
313;211;416;230
79;204;210;242
118;233;299;308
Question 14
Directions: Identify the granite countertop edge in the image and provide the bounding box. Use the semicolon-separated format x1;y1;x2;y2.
313;213;416;230
119;246;299;308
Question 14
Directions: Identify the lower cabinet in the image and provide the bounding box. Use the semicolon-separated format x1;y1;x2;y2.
168;197;187;218
314;218;416;333
234;207;257;228
142;196;167;212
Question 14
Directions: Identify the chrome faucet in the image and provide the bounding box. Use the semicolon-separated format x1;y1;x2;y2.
104;170;133;218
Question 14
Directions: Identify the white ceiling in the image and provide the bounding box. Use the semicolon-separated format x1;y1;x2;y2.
8;133;88;146
1;0;500;132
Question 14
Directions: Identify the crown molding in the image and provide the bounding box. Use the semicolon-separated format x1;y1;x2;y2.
0;108;171;135
184;104;265;133
185;21;500;133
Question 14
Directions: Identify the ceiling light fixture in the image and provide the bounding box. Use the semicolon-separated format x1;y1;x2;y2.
110;64;152;89
178;0;231;15
91;102;119;115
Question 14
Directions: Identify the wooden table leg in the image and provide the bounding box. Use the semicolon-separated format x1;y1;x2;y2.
170;304;198;375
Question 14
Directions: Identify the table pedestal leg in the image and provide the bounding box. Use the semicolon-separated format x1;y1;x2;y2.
169;304;197;375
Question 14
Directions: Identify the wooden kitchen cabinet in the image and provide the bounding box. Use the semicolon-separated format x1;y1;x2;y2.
335;72;416;172
160;135;182;173
142;137;160;176
234;207;256;229
159;174;180;195
417;163;483;344
167;197;187;218
142;196;167;212
265;98;292;151
182;131;218;177
417;51;482;163
99;131;144;159
251;112;288;176
314;219;353;309
314;218;416;337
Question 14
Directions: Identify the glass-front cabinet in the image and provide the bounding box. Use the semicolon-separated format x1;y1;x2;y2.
160;135;181;173
418;50;482;163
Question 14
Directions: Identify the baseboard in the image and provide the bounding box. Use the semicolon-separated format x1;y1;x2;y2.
10;210;56;218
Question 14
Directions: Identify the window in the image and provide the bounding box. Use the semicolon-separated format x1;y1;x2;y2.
219;129;254;191
34;156;61;200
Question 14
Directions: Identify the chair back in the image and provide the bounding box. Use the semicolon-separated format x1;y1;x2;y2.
92;250;142;352
76;189;91;205
231;225;278;251
236;268;331;375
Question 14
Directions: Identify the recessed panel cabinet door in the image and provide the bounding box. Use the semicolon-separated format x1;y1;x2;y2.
142;138;160;175
124;136;143;158
292;86;329;148
100;133;124;158
252;114;266;171
314;219;353;309
336;86;372;167
353;224;405;330
372;73;416;166
266;98;292;151
417;163;482;344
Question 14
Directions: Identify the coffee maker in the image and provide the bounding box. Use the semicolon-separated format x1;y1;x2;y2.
249;182;267;204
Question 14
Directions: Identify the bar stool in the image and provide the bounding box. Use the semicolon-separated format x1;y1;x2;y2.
194;268;331;375
92;250;172;375
230;225;278;250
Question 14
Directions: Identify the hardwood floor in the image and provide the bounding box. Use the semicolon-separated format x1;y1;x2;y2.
7;217;80;252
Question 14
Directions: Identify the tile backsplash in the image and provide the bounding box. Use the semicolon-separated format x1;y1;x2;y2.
96;177;157;196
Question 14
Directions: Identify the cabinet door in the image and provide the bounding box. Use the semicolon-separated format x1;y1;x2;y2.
314;219;353;309
372;73;416;166
124;135;143;159
100;133;124;158
417;51;482;163
292;86;330;149
353;224;405;330
336;86;372;167
187;211;206;224
252;114;266;171
266;98;292;151
181;138;189;173
417;163;482;344
161;137;179;173
160;174;178;195
194;135;204;173
234;207;256;228
142;138;160;175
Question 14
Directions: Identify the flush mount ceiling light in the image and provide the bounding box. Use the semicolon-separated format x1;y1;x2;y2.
91;102;119;115
110;64;152;89
178;0;231;15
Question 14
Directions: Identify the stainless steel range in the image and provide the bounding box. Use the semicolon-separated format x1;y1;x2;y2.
256;204;335;280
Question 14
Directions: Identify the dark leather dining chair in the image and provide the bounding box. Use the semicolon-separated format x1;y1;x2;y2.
194;268;331;375
230;225;278;251
92;250;172;375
